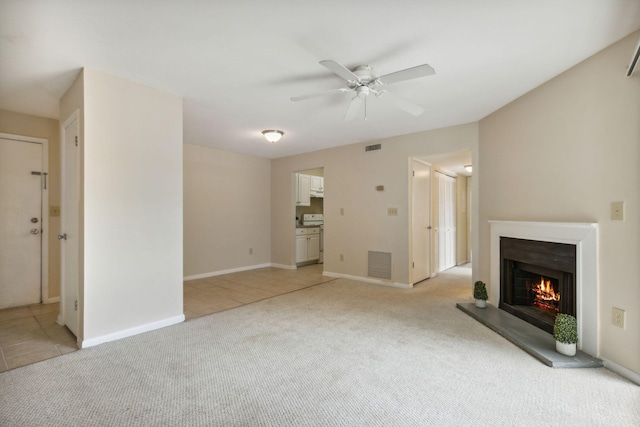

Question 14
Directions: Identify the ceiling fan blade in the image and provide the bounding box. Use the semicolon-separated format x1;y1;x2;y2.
290;87;352;102
377;64;435;86
382;91;425;116
320;60;360;83
344;96;363;121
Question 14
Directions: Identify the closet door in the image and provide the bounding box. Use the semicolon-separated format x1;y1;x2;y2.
435;172;456;272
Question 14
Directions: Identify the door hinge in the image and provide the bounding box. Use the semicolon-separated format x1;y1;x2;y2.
74;300;78;311
31;171;48;189
413;170;415;177
412;262;415;268
75;136;78;147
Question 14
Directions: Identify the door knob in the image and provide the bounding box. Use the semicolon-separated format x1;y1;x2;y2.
58;233;67;240
31;228;40;235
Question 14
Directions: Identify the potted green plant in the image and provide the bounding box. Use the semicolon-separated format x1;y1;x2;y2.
473;281;488;308
553;313;578;356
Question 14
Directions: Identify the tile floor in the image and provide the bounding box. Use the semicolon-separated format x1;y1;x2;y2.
0;302;77;372
0;263;333;371
184;264;334;319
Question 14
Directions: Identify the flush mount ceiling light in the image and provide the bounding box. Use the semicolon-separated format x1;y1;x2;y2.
262;130;284;143
464;165;473;173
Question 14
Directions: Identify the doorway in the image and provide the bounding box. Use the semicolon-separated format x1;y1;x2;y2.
412;149;472;279
0;133;49;309
293;167;324;268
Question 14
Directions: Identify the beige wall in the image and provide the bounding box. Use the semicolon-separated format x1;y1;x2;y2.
271;123;479;283
61;68;184;345
0;109;61;300
478;32;640;374
183;144;271;277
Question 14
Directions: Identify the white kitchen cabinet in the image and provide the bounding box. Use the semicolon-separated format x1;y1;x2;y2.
310;175;324;198
296;227;320;263
295;173;311;206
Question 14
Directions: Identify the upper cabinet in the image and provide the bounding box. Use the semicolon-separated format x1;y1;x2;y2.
295;173;311;206
296;173;324;204
310;176;324;198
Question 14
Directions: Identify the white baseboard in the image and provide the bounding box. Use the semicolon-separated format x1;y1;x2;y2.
602;358;640;386
80;314;185;349
47;296;60;304
184;263;272;281
322;271;412;289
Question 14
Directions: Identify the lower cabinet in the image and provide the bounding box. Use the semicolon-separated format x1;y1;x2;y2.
296;227;320;263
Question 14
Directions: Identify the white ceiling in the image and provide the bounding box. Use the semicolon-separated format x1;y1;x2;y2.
1;1;639;159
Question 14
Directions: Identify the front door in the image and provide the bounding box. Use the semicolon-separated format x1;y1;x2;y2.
0;137;44;309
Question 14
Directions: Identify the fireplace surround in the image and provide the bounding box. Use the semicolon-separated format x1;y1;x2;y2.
489;221;598;356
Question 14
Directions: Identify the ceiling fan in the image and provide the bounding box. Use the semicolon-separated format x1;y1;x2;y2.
291;59;435;121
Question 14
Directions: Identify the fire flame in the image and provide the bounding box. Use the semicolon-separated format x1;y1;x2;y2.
532;277;560;310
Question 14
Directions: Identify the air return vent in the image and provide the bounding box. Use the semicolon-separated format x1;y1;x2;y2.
368;251;391;280
364;143;382;153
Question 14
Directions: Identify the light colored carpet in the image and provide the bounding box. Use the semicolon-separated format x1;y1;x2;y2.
1;266;638;426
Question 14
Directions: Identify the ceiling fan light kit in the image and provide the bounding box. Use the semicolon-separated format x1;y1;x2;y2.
291;59;435;121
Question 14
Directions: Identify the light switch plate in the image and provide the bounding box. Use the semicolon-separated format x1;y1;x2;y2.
388;207;398;216
611;202;624;221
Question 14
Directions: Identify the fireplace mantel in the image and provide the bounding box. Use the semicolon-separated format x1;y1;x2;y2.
489;221;598;356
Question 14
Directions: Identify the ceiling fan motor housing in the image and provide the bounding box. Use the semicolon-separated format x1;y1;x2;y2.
353;65;376;83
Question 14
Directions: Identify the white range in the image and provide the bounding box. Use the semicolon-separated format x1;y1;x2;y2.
302;214;323;263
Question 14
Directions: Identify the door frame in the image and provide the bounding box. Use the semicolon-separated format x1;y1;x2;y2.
0;132;49;303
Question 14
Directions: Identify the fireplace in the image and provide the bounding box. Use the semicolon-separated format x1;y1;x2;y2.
499;237;576;334
489;221;598;356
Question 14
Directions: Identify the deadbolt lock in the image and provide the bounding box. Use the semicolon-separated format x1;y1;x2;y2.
31;217;39;223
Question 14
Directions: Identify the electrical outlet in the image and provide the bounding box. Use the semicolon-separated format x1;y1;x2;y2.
249;248;253;255
388;207;398;216
339;254;344;262
612;307;625;328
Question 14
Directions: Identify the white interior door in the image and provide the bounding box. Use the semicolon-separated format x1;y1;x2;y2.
435;171;456;272
0;137;43;309
60;114;79;337
411;160;431;284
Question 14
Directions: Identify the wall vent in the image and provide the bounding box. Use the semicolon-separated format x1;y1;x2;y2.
368;251;392;280
364;143;382;153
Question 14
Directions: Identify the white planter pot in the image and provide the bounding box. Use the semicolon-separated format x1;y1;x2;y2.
475;299;487;308
556;341;577;356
